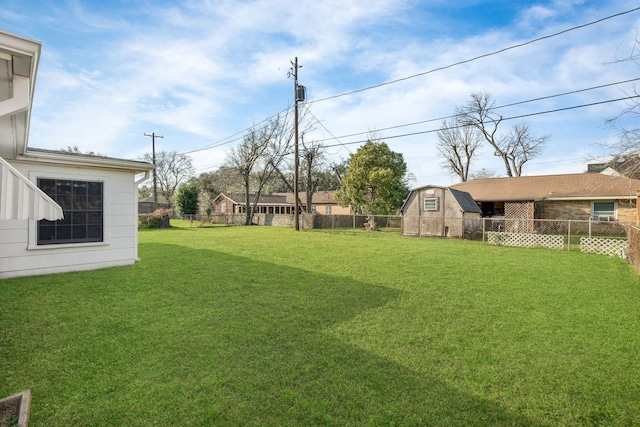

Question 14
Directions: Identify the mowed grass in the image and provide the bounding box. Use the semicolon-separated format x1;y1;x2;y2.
2;224;640;426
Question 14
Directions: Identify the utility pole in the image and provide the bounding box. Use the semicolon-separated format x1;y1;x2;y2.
144;132;163;211
289;57;304;231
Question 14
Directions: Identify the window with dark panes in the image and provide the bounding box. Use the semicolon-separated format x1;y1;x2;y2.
592;201;616;221
37;179;103;244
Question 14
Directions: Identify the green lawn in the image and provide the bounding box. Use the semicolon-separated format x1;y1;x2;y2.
2;224;640;426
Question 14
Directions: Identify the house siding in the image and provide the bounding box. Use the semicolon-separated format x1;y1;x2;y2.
313;203;351;215
538;199;636;223
213;195;236;214
0;161;140;279
618;202;636;223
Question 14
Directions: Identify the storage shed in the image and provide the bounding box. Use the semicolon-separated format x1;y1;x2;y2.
401;185;482;238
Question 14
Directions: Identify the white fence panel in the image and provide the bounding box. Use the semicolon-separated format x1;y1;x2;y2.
580;237;628;258
486;231;564;250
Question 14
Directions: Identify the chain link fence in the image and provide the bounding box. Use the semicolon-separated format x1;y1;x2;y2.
400;215;628;253
198;212;632;259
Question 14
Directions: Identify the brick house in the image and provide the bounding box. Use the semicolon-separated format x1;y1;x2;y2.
451;173;640;225
212;191;350;215
212;193;293;215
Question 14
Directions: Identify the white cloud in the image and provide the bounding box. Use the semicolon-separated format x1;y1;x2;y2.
5;0;640;184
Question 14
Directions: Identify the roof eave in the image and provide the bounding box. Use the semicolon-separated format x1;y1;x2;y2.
0;30;41;157
542;196;637;201
16;149;154;173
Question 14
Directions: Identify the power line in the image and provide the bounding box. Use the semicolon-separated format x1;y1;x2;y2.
180;106;293;155
310;78;640;144
320;95;640;149
302;104;352;154
307;6;640;105
179;7;640;157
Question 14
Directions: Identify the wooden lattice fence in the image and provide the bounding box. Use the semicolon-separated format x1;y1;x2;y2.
580;237;628;258
504;201;534;233
486;231;564;250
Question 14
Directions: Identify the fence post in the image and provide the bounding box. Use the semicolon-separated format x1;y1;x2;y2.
567;219;571;251
482;217;486;243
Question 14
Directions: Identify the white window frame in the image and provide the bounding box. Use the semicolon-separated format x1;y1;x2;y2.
591;200;616;221
424;197;439;211
27;171;110;250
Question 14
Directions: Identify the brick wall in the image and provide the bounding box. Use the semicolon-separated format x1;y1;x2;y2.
541;200;591;220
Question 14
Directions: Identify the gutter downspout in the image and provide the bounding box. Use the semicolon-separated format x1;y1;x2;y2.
135;170;151;186
134;170;151;262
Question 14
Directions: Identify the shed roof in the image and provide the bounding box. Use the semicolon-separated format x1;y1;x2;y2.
401;185;481;214
449;187;482;213
451;173;640;201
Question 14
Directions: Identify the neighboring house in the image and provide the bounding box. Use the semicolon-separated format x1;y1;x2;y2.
400;185;482;237
0;30;154;279
212;193;293;214
212;190;351;215
451;173;640;224
285;191;352;215
588;158;640;179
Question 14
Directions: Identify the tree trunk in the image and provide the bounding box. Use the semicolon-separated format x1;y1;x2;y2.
244;181;252;225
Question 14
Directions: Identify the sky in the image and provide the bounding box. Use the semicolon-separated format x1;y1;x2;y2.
2;0;640;187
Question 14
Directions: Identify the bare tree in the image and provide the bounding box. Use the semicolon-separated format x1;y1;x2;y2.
457;92;548;177
141;150;195;207
457;92;509;174
266;111;316;213
470;168;498;180
501;121;549;177
300;137;327;212
331;159;349;186
436;118;482;181
225;113;293;225
191;167;245;214
599;36;640;178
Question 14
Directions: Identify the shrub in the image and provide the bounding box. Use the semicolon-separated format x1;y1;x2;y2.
138;209;172;229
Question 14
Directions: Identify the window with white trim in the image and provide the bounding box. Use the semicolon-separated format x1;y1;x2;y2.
592;201;616;221
325;205;332;214
37;179;104;245
424;197;439;211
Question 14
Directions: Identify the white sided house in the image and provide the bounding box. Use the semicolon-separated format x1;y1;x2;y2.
0;30;154;279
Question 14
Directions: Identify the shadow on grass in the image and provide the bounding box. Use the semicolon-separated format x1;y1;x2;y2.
2;243;537;426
